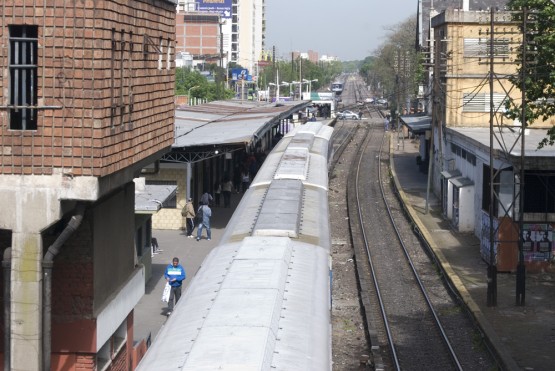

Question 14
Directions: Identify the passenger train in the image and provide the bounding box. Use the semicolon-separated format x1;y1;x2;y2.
136;121;334;370
330;82;344;94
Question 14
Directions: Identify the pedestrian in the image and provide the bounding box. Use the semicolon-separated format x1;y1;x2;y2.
241;170;250;193
200;190;213;206
196;203;212;241
182;198;195;238
214;180;221;207
164;257;186;316
384;115;390;131
358;110;363;119
222;177;233;208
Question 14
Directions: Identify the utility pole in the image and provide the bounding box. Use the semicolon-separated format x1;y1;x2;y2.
487;7;498;307
515;7;529;307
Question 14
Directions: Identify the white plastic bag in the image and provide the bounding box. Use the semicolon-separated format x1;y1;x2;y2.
161;282;170;302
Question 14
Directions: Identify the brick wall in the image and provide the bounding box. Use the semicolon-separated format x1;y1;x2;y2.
0;0;176;177
75;354;96;370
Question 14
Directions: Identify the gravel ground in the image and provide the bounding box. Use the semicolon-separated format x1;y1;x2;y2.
330;121;371;370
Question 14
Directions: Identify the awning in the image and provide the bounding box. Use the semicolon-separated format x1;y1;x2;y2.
173;100;310;148
400;115;431;134
450;176;474;188
441;169;461;179
134;180;177;214
166;100;311;163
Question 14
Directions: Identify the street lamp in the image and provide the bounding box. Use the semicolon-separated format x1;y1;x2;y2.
303;79;318;95
291;81;303;100
269;82;289;102
281;81;290;100
188;85;200;105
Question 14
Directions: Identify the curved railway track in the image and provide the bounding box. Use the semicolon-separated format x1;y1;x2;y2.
334;95;496;369
354;122;462;370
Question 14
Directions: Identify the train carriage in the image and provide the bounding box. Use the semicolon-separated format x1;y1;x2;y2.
136;122;334;371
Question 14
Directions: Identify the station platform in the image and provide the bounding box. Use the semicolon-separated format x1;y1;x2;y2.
133;192;242;345
391;135;555;371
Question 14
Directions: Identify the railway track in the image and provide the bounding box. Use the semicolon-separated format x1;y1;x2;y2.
327;77;497;369
345;116;497;369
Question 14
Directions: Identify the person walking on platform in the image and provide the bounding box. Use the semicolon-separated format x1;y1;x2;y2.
196;203;212;241
164;257;186;316
182;198;195;238
222;177;233;208
200;190;213;206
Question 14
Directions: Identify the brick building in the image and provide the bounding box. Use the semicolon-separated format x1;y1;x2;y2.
0;0;176;370
176;11;222;67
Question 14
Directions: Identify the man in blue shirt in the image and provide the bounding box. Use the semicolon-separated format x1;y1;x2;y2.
164;257;186;315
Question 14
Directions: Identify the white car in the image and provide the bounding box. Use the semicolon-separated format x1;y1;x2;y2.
364;97;374;103
337;110;359;120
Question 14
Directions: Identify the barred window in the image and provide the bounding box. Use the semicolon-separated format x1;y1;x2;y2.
9;25;38;130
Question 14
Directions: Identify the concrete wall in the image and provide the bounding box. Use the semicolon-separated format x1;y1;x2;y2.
92;183;136;309
147;166;188;230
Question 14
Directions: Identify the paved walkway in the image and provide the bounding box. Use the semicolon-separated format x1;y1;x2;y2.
391;135;555;371
133;193;241;344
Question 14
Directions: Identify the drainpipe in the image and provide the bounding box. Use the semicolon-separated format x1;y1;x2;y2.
42;203;86;371
3;248;11;371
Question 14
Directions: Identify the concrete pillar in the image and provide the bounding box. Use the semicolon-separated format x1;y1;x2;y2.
11;232;42;370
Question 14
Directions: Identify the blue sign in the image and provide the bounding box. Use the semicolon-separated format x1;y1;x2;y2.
231;68;248;81
197;0;232;19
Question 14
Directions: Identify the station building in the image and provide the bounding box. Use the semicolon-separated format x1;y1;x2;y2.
405;8;555;273
0;0;177;369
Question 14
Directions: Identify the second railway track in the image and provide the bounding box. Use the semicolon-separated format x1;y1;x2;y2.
332;102;497;369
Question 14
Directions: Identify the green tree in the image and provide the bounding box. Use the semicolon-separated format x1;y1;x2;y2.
506;0;555;147
258;58;342;95
360;16;421;115
175;67;235;101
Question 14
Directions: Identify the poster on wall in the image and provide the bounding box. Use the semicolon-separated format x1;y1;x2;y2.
480;210;499;264
197;0;232;19
522;224;553;262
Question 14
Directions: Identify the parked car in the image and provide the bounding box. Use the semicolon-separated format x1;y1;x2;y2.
337;110;359;120
364;97;374;103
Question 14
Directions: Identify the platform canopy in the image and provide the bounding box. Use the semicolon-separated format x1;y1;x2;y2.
164;100;311;163
400;114;431;134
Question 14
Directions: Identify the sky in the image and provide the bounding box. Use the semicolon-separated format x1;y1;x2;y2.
264;0;417;61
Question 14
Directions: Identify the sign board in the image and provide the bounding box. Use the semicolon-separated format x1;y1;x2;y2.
197;0;232;19
231;68;248;81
